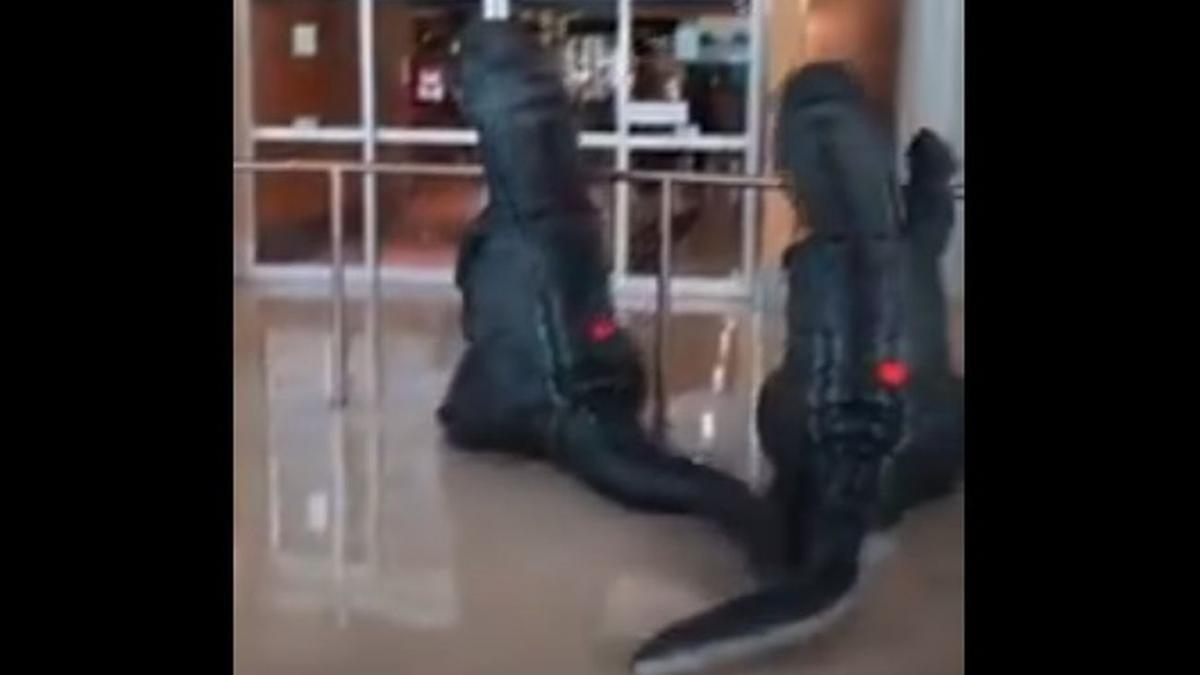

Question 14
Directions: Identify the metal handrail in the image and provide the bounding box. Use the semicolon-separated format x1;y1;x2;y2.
233;158;964;434
233;158;965;195
232;158;786;188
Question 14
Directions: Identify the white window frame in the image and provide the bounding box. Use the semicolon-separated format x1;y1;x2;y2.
241;0;767;299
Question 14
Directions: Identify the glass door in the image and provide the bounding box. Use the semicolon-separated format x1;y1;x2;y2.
244;0;766;296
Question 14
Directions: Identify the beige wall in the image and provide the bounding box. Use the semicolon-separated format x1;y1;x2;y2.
896;0;963;305
761;0;811;272
759;0;904;272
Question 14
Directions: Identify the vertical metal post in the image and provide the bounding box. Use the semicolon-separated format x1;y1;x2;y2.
233;0;256;275
746;309;764;488
267;452;281;551
365;402;382;571
330;409;348;627
364;177;383;567
359;0;378;317
653;177;673;439
330;167;348;407
612;0;633;285
742;0;766;298
365;166;382;407
364;164;383;571
357;0;380;408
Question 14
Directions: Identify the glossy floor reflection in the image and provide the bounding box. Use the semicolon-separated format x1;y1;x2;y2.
234;287;964;675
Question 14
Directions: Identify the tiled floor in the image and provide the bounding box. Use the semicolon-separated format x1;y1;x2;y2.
234;287;964;675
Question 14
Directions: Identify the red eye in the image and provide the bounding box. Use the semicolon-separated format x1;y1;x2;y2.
876;360;910;389
587;316;618;343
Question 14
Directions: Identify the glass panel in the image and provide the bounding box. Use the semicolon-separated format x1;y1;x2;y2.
375;1;476;129
630;0;750;135
626;150;744;278
512;1;619;132
252;0;361;127
374;145;615;269
253;143;365;265
805;0;903;118
581;150;618;267
376;145;484;268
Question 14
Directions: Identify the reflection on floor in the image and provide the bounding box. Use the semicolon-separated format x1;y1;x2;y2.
234;287;964;675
